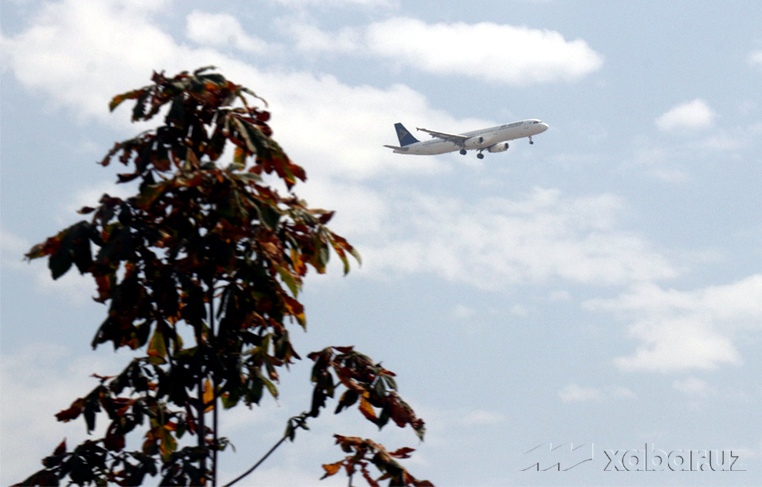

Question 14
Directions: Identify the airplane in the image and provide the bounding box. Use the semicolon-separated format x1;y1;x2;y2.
384;119;549;159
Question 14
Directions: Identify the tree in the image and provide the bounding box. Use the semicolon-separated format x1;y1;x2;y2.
16;68;432;487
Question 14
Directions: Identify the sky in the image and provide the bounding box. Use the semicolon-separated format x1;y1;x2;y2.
1;0;762;485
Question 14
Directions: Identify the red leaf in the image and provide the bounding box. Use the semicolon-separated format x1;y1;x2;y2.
104;423;125;452
53;439;67;456
55;398;85;422
389;447;416;459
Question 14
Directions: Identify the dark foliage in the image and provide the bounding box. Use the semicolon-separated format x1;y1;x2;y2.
18;68;430;487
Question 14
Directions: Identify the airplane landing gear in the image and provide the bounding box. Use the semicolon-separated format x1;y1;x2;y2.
459;149;467;155
529;137;534;145
477;152;484;159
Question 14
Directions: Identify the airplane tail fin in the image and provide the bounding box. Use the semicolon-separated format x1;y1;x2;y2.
394;123;419;146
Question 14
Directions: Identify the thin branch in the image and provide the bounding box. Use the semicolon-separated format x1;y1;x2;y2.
222;435;288;487
223;413;310;487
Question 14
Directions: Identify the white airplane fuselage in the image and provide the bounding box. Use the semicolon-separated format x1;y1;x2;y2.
385;119;549;158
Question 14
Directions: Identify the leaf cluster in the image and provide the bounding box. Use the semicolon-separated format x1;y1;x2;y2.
309;347;425;440
322;436;433;487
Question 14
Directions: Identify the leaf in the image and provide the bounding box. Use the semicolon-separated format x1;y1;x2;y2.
359;394;377;422
48;230;74;279
389;447;416;459
132;90;151;121
335;389;359;414
193;65;217;75
261;373;279;399
109;89;144;112
104;423;126;452
321;461;342;479
290;248;306;276
245;375;264;405
147;328;167;365
53;439;67;456
158;426;178;461
166;94;186;126
203;378;214;412
55;398;84;422
135;181;167;209
382;374;398;391
275;264;300;297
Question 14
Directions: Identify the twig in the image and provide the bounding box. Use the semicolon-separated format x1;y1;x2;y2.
223;435;289;487
223;413;310;487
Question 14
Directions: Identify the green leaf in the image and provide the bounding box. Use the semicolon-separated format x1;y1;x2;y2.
275;264;300;296
147;329;167;365
262;375;279;399
237;172;262;183
373;378;386;398
245;375;264;405
260;203;281;229
231;117;259;154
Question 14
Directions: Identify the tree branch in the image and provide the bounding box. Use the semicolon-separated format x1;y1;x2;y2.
223;412;310;487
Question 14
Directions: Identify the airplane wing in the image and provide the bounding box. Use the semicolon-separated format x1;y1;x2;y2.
416;127;470;146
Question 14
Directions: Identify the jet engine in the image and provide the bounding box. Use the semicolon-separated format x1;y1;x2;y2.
463;136;485;149
487;142;509;153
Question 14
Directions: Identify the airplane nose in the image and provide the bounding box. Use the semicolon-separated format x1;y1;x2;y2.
539;123;549;132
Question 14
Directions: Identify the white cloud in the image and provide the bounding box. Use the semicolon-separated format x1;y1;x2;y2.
186;11;279;54
614;317;740;372
360;188;677;289
585;275;762;372
286;17;603;85
366;18;603;85
0;0;187;122
0;0;451;181
0;228;30;259
260;73;448;180
673;376;715;396
749;50;762;68
655;98;716;132
558;383;635;403
281;22;363;54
